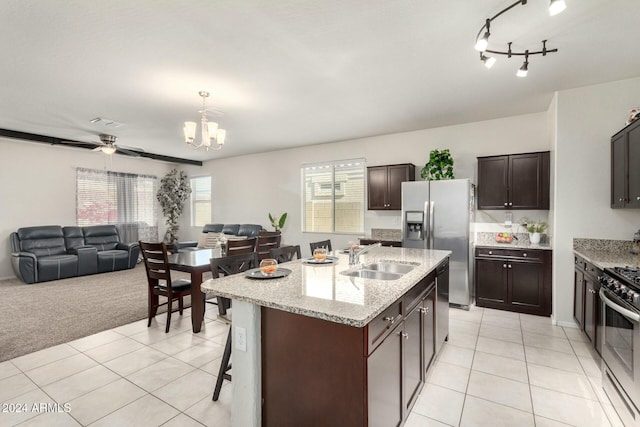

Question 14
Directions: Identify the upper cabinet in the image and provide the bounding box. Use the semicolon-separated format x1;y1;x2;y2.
367;163;415;210
611;119;640;208
477;151;550;210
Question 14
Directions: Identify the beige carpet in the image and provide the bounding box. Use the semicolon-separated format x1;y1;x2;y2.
0;265;204;362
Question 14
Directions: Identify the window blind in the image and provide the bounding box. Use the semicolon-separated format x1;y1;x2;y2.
191;176;212;227
76;168;158;243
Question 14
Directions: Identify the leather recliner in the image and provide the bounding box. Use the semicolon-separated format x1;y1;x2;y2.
10;224;140;284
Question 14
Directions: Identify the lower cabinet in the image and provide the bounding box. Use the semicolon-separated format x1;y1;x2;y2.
262;263;444;426
359;238;402;247
475;247;552;316
574;255;602;354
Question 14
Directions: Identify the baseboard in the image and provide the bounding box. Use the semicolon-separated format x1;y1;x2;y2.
0;275;16;281
552;316;578;328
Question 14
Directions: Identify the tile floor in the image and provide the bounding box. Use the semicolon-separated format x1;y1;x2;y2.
0;305;625;426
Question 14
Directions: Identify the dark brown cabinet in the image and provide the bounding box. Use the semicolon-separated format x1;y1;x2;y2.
367;164;415;210
475;247;552;316
611;119;640;208
261;262;443;426
477;152;550;210
574;255;602;354
359;238;402;247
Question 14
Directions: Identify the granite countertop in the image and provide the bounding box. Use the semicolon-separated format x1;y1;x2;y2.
201;247;450;327
573;238;639;269
475;232;553;250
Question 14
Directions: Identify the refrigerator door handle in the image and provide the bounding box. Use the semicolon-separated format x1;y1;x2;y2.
423;201;429;246
429;201;435;248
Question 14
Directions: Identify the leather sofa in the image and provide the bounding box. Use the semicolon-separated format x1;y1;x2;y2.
172;223;264;252
10;225;139;284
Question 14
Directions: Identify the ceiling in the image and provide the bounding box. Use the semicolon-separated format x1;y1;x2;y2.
1;0;639;162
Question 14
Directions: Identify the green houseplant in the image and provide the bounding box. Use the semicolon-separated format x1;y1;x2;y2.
157;169;191;243
268;212;287;232
421;149;455;180
521;220;547;245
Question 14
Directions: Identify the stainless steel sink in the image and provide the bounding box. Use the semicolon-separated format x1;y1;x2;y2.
362;262;415;275
340;270;402;280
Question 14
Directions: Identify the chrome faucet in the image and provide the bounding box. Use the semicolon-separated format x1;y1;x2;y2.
349;242;382;265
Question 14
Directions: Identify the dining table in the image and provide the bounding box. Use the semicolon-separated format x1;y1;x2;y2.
167;247;222;333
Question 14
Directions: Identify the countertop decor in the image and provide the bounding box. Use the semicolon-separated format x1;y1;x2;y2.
475;232;552;250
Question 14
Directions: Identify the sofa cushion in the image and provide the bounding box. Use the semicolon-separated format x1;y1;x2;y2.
221;224;240;235
37;254;78;282
17;226;67;257
237;224;263;238
97;250;130;273
203;224;224;233
83;225;120;251
63;226;85;250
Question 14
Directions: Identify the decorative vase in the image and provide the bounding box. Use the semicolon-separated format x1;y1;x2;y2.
530;232;541;245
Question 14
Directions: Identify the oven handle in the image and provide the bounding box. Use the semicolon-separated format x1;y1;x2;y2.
600;288;640;323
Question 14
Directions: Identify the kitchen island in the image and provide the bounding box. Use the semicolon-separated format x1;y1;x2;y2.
201;247;450;427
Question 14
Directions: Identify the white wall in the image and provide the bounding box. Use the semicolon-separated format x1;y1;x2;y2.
179;112;549;257
553;76;640;324
0;138;174;279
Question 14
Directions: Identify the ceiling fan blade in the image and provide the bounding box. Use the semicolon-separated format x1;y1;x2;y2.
92;146;103;152
116;147;141;157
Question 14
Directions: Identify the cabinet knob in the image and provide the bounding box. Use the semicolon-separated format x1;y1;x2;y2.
397;332;409;339
523;253;527;257
620;198;624;202
384;316;397;324
509;203;513;206
489;251;493;255
508;264;512;269
503;264;507;268
637;196;640;201
504;203;508;206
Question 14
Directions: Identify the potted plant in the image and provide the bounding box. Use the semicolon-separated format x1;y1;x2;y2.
421;149;455;180
521;221;548;244
268;212;287;232
157;169;191;243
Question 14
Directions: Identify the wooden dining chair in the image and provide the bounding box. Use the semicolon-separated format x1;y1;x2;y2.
209;252;259;401
310;239;332;253
269;245;301;263
225;237;257;256
139;241;191;333
256;231;282;261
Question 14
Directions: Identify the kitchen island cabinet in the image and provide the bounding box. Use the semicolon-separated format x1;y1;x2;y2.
202;247;450;427
573;253;603;354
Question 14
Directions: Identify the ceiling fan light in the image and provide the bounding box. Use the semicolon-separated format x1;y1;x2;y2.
481;55;496;69
474;32;490;51
516;61;529;77
101;145;116;155
549;0;567;16
183;121;196;143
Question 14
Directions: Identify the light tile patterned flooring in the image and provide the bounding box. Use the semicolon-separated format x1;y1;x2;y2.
0;305;626;426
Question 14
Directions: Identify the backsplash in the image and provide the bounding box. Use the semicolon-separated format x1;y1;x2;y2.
475;232;549;245
573;238;635;253
371;228;402;241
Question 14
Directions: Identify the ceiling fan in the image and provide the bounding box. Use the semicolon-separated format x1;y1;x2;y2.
91;134;140;156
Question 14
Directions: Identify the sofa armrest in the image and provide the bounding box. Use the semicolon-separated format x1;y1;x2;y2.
116;242;140;268
71;246;98;276
11;252;37;284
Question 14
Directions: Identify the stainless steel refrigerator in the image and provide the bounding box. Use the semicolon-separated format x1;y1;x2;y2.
401;179;474;309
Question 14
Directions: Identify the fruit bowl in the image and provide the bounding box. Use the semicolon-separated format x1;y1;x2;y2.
495;233;513;243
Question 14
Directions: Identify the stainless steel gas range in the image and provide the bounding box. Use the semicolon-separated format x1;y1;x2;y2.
600;266;640;426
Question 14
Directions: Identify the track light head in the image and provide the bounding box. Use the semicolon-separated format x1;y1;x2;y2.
480;54;496;69
475;31;490;52
516;61;529;77
549;0;567;16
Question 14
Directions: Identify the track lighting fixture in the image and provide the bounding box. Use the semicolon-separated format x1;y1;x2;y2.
480;53;496;69
549;0;567;16
474;0;564;77
516;52;529;77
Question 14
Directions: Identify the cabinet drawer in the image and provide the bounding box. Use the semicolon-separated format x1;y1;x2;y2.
574;256;587;271
475;247;543;261
403;272;436;314
367;301;402;354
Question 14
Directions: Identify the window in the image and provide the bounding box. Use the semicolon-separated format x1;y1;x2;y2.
191;176;212;226
76;168;158;242
302;159;365;233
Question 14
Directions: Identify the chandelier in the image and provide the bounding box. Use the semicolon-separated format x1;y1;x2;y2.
183;91;226;151
474;0;566;77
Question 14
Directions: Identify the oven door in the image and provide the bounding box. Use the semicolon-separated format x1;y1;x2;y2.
600;288;640;409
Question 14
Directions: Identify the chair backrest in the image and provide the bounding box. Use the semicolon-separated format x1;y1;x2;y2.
210;252;258;279
269;245;301;263
310;239;332;253
139;241;172;286
256;232;282;261
226;236;257;256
